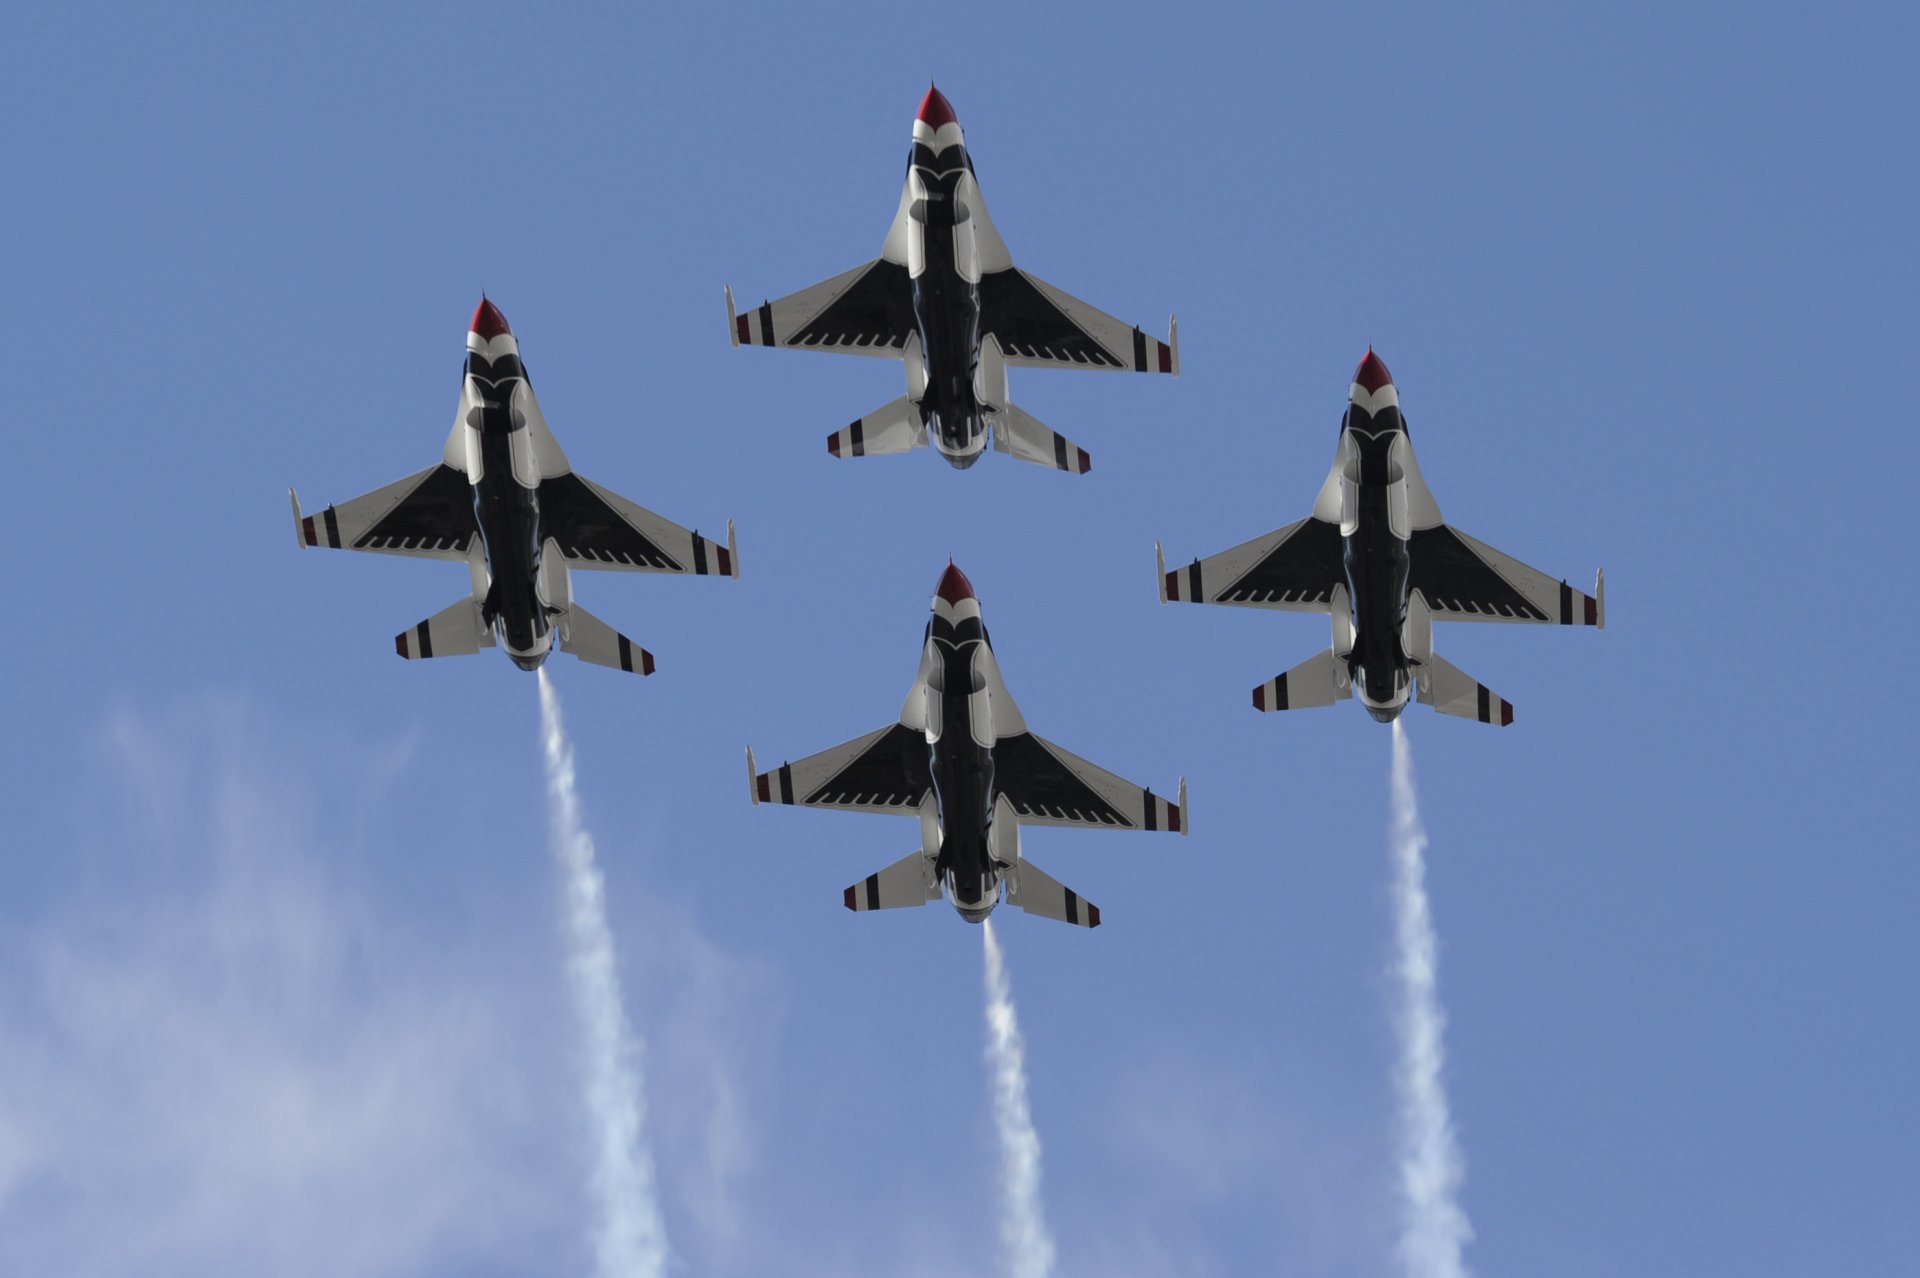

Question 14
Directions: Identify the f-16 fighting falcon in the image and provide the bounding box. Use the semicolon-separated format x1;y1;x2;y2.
748;565;1186;927
290;298;738;675
1158;351;1604;726
725;85;1178;473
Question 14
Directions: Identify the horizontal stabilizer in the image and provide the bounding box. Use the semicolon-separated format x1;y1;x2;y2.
828;396;926;458
559;602;654;676
1253;648;1353;712
395;596;491;660
844;849;941;912
1004;857;1100;928
991;405;1091;474
1418;653;1514;726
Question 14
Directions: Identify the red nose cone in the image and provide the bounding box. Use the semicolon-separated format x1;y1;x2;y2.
935;562;975;605
917;84;959;130
1353;349;1394;392
470;297;512;340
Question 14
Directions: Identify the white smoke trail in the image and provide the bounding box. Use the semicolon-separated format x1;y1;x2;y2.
981;920;1056;1278
538;669;669;1278
1388;719;1474;1278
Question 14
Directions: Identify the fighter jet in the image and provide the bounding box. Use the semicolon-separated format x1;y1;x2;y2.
748;565;1186;927
725;85;1178;473
290;298;738;675
1158;351;1603;725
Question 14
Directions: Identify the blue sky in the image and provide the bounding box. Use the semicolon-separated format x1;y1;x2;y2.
2;3;1914;1274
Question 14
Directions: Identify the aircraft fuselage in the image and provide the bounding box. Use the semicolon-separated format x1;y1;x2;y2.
464;348;553;670
922;609;1004;920
1340;407;1415;721
907;144;989;468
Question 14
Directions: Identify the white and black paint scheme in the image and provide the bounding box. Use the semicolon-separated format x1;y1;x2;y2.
748;565;1186;927
291;298;738;675
725;85;1178;473
1159;351;1604;726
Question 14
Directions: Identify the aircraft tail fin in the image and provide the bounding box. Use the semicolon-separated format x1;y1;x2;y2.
558;601;654;676
1253;648;1353;712
990;404;1092;475
827;396;927;458
1417;652;1514;726
844;849;942;912
395;596;492;660
1004;856;1101;928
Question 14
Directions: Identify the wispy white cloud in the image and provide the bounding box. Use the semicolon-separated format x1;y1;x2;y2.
0;694;567;1278
1388;721;1474;1278
1097;1041;1392;1278
625;907;770;1259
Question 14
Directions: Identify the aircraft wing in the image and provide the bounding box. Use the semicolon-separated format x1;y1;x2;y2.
294;464;474;561
1408;526;1602;626
979;269;1176;374
751;725;932;815
1161;517;1345;612
728;261;914;358
994;733;1184;833
540;474;736;577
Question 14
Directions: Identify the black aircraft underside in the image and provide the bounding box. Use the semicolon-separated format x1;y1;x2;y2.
756;141;1148;467
539;474;696;571
770;260;1148;372
991;734;1135;827
908;164;988;461
1180;409;1569;715
323;359;704;669
1406;527;1551;620
977;271;1126;368
770;725;1143;829
763;723;931;812
767;632;1151;913
466;370;550;665
1342;437;1412;709
1193;517;1559;626
1177;518;1345;607
754;554;1187;925
780;261;914;352
350;464;474;554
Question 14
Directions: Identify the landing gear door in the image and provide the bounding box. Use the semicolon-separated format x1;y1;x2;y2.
974;333;1007;410
905;331;928;404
